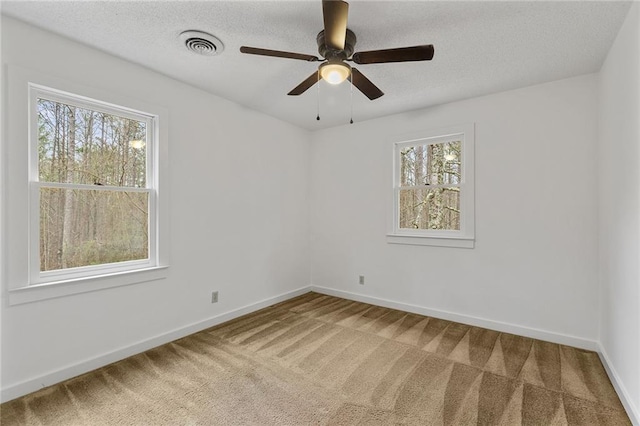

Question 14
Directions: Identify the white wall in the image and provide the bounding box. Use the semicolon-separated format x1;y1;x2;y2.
1;16;311;399
310;74;599;345
598;2;640;421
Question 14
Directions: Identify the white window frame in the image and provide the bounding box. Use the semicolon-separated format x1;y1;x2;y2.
4;65;169;305
28;84;158;285
387;123;475;248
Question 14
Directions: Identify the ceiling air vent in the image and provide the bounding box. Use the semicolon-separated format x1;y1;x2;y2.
179;30;224;56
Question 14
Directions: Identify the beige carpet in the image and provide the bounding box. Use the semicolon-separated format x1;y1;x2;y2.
1;292;631;425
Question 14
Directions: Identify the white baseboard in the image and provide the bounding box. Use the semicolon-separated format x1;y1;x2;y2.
597;344;640;425
0;286;312;403
310;286;599;351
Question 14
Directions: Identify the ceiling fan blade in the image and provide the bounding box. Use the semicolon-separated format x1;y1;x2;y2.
288;71;321;96
350;68;384;100
322;0;349;51
240;46;319;62
352;45;435;64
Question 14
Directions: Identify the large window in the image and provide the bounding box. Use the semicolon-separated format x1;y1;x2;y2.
388;124;475;248
29;84;158;284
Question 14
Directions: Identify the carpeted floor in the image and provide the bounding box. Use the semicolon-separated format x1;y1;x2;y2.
1;292;631;425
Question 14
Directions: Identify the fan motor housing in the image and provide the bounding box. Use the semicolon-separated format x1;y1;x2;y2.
317;29;356;60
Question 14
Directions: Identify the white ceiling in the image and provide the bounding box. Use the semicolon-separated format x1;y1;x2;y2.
1;1;632;130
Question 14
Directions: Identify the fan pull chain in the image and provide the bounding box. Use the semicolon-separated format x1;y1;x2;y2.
316;69;320;121
349;74;354;124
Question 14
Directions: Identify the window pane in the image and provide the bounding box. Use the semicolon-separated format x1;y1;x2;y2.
399;187;460;230
39;188;149;271
37;98;147;187
400;141;461;186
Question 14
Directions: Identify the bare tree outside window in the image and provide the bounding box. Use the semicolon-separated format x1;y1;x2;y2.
37;98;149;272
398;141;461;230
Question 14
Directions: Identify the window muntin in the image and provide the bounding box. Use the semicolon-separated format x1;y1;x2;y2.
391;125;474;246
30;84;157;283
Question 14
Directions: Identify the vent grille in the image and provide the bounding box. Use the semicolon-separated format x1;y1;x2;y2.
179;31;224;56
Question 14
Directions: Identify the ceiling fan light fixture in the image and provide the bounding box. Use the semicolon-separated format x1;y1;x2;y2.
239;0;433;103
320;62;350;85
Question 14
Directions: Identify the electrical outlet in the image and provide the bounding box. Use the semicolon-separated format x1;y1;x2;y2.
211;291;219;303
359;275;365;285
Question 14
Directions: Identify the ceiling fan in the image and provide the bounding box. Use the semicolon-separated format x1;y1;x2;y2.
239;0;435;101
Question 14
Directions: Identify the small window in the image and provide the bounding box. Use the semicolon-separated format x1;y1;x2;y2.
388;124;475;248
29;84;159;284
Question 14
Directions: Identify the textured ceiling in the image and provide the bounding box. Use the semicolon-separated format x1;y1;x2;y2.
1;1;632;130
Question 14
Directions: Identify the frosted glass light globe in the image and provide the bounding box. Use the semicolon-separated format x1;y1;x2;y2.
320;62;350;85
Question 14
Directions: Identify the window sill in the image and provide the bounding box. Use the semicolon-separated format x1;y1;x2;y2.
386;234;474;248
8;266;169;306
